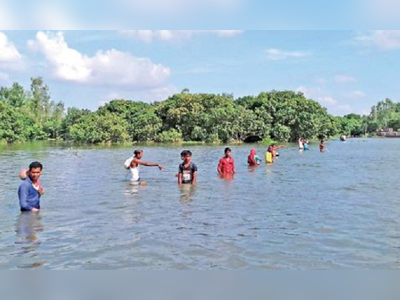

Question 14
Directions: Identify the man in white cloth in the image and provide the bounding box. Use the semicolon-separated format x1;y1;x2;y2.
124;149;164;185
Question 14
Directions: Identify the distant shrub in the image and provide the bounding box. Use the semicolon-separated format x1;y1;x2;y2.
154;129;183;143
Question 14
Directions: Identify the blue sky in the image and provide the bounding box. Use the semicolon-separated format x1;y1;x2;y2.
1;0;399;29
0;30;400;116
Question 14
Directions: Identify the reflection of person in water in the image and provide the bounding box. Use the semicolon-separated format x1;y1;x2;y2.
15;212;44;254
218;173;235;181
179;184;196;204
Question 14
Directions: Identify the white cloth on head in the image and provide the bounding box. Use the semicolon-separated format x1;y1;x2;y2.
124;157;134;169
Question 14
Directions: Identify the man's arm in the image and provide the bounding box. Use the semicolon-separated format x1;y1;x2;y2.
192;164;198;184
178;165;183;184
135;159;164;170
18;184;33;211
178;173;183;184
217;159;222;174
192;171;197;185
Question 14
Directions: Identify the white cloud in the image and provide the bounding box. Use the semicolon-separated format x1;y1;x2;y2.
0;32;22;62
334;75;357;84
120;30;243;42
356;30;400;50
346;90;366;99
265;49;309;61
296;85;354;116
0;71;9;82
319;96;337;105
296;86;337;105
296;86;322;97
30;31;171;89
315;78;327;85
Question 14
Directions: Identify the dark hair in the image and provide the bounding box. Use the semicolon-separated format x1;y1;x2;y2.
134;149;143;156
225;148;232;153
181;150;192;157
29;161;43;171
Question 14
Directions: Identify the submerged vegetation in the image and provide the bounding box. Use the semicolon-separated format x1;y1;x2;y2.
1;78;399;144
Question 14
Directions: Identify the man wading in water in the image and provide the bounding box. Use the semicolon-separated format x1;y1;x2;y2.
18;162;45;212
124;149;164;185
178;150;198;185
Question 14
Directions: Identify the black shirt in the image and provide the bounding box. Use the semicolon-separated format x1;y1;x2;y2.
179;163;198;184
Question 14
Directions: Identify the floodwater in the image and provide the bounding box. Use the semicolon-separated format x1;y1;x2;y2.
0;139;399;270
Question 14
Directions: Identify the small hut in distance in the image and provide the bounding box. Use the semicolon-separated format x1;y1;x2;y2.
377;128;400;138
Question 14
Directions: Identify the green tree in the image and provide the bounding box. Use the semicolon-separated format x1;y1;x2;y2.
0;83;28;107
99;100;162;142
29;77;52;125
68;112;129;144
239;91;336;142
0;101;33;142
62;107;91;140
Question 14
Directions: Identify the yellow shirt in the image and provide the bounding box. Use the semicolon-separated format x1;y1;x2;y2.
265;152;273;164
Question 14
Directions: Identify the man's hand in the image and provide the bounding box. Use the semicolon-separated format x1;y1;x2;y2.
38;187;45;195
31;208;40;213
158;165;164;171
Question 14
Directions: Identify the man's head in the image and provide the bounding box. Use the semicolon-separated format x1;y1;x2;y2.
29;162;43;182
180;150;187;160
224;147;232;157
134;149;143;159
181;150;192;163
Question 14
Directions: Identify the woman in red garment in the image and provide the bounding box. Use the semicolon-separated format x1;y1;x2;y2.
248;148;261;166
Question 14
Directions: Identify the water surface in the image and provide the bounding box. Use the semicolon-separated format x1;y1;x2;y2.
0;139;399;269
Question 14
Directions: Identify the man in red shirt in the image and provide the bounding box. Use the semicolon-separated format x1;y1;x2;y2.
217;148;235;175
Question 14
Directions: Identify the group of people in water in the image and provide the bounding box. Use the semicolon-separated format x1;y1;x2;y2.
17;139;327;212
300;138;326;153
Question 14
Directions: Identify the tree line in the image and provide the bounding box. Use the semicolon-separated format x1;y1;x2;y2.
0;77;399;144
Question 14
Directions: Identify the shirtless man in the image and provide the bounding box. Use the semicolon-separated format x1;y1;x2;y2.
124;149;164;185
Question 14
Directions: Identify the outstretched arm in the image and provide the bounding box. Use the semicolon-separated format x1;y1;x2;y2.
134;159;164;170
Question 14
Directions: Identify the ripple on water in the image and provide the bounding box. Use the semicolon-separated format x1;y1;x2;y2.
0;140;400;269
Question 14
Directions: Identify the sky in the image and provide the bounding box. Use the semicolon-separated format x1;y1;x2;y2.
1;0;400;29
0;30;400;116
